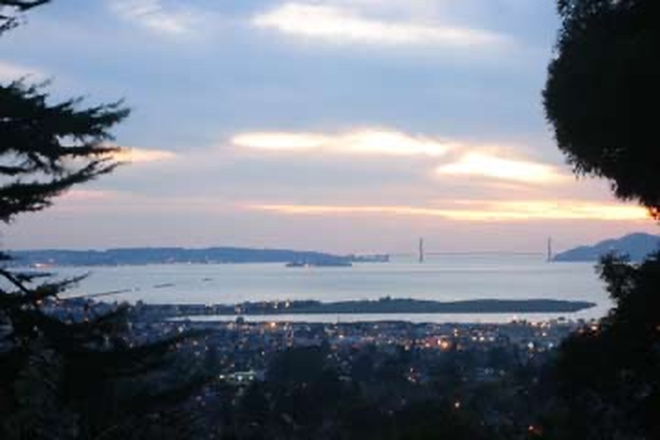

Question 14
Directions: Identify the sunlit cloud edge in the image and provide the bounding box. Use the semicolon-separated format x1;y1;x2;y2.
435;152;567;184
247;201;649;222
251;3;511;49
112;146;178;164
231;128;459;158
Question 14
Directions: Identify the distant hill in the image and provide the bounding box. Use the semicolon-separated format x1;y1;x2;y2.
553;233;660;262
6;247;388;267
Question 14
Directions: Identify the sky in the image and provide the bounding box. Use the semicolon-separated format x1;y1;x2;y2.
0;0;656;254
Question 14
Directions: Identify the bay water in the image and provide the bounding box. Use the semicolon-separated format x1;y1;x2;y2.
52;255;610;323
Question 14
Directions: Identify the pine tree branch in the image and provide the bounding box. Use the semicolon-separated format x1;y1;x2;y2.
0;1;49;34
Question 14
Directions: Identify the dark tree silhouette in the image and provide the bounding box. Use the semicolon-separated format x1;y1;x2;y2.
0;2;205;438
0;81;127;223
544;1;660;438
551;254;660;439
543;0;660;215
0;0;127;228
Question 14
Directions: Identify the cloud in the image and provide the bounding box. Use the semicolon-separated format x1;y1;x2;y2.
107;0;201;35
251;3;510;48
232;132;329;152
113;147;178;164
0;60;43;81
60;189;121;202
436;152;566;184
248;200;649;222
55;191;238;213
232;128;457;157
232;127;567;188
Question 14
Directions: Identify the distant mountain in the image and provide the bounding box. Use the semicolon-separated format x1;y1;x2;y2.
553;233;660;262
6;247;388;267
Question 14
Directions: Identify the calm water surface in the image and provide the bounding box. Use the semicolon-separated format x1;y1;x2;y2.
52;255;610;323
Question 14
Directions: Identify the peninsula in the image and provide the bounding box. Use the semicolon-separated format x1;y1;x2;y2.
7;247;389;267
135;298;597;320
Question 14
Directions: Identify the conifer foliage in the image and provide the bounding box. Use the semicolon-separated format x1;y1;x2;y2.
544;0;660;215
544;1;660;438
0;3;202;438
